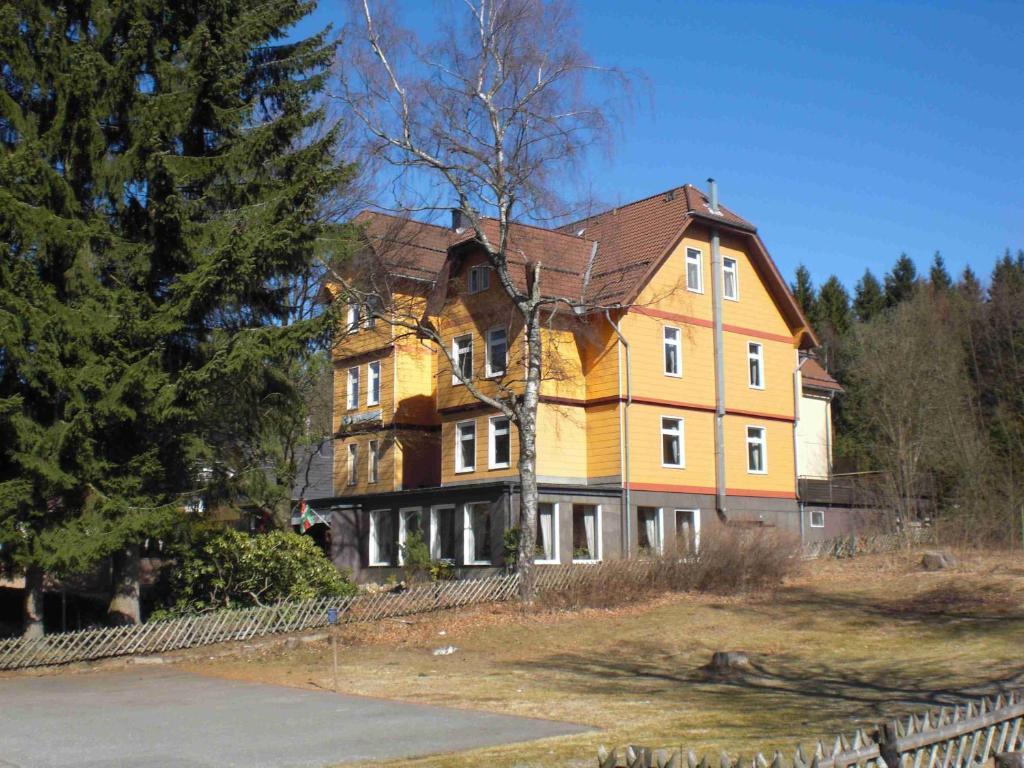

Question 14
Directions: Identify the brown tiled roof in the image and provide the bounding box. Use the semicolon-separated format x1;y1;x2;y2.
801;357;843;393
349;184;817;347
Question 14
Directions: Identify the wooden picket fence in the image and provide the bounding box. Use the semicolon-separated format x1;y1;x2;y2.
803;533;910;560
0;562;631;671
598;691;1024;768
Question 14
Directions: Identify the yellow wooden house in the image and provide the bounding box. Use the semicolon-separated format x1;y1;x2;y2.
323;182;818;579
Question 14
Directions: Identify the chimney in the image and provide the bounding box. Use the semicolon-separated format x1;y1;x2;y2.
451;208;465;232
707;178;719;214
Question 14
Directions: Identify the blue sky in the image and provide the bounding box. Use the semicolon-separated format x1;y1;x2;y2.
291;1;1024;290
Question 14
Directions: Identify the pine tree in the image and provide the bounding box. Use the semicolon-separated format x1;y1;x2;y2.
790;264;816;319
813;276;852;338
1;0;345;634
853;269;885;323
929;252;952;291
958;266;985;303
884;253;918;306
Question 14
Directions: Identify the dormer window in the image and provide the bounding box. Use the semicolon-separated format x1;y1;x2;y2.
469;265;490;294
346;302;360;332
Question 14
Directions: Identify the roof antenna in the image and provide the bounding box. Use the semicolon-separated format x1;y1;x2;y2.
707;178;719;214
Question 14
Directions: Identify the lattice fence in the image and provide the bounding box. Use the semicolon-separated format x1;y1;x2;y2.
803;533;910;560
598;691;1024;768
0;561;639;671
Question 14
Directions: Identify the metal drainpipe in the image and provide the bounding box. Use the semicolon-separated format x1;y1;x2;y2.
708;180;727;521
793;355;803;541
605;309;631;558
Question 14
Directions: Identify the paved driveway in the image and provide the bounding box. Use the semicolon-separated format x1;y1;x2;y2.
0;668;588;767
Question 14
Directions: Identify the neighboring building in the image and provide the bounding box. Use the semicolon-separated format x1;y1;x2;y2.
324;183;822;580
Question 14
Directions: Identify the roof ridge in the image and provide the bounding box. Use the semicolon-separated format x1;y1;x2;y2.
356;209;451;234
561;183;699;230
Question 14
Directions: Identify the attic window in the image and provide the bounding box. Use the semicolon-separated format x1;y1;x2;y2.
468;265;490;293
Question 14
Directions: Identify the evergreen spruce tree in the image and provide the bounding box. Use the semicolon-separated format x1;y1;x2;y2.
790;264;816;318
853;269;885;323
813;276;852;338
1;0;345;634
884;253;918;306
958;266;984;303
929;251;952;292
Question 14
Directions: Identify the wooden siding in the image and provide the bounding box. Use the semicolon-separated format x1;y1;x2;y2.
537;402;588;479
626;404;716;490
440;411;519;484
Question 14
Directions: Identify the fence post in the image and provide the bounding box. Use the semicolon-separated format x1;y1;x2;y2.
995;754;1024;768
877;721;901;768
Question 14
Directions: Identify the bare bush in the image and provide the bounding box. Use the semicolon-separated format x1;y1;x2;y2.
538;526;802;611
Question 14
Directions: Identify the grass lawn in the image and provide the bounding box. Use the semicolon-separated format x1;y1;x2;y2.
182;551;1024;767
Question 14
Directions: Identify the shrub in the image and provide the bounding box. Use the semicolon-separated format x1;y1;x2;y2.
538;525;801;610
400;530;455;583
156;527;357;616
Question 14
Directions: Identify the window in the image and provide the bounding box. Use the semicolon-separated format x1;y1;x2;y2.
455;420;476;472
746;426;767;473
663;326;681;377
369;509;397;566
723;256;739;300
810;509;825;528
637;507;663;555
347;443;358;485
364;296;379;329
469;265;490;293
748;342;764;389
464;502;492;564
485;327;508;377
368;439;380;484
685;248;703;293
346;367;359;409
368;362;385;409
536;503;559;563
572;504;601;562
398;507;422;564
452;334;473;384
489;416;511;469
430;505;458;561
346;302;360;332
661;417;684;468
675;509;700;554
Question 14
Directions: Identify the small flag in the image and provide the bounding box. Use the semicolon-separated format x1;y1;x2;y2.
299;499;317;533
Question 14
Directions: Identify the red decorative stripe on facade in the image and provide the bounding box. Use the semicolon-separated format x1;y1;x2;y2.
631;306;796;345
539;395;794;423
627;481;795;500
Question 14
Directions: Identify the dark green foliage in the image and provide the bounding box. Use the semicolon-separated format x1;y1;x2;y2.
853;269;885;322
154;527;357;616
929;252;952;291
884;253;918;306
958;266;984;303
0;1;347;581
813;276;852;338
790;264;816;318
399;530;453;582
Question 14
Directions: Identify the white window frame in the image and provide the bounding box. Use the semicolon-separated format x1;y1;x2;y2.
572;504;603;563
455;419;476;473
809;509;825;528
346;302;360;332
366;360;381;406
346;366;359;410
368;508;394;567
746;425;768;474
364;297;377;329
723;256;739;301
452;334;473;385
637;506;664;555
430;504;457;561
347;443;358;485
485;327;508;377
468;264;490;294
397;507;423;565
748;342;765;390
663;326;682;377
535;502;560;564
674;508;701;553
463;501;492;565
660;416;685;468
685;247;704;293
488;416;511;469
367;439;379;484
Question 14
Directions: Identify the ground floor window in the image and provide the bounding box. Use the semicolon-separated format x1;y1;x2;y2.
572;504;600;562
674;509;699;554
464;502;492;565
430;505;457;561
369;509;398;566
809;509;825;528
536;502;558;563
398;507;422;564
637;507;663;555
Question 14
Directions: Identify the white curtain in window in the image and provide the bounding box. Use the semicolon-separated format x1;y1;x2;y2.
583;509;596;559
472;506;490;561
537;505;554;560
644;512;657;553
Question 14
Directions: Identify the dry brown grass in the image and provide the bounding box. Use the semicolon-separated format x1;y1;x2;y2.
178;550;1024;768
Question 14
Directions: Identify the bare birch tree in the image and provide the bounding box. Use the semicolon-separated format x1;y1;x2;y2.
329;0;632;598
